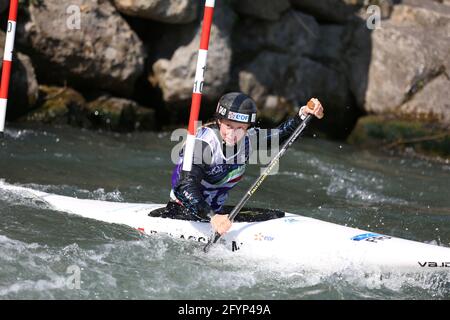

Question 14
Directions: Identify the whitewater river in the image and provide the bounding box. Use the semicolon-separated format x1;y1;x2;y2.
0;123;449;299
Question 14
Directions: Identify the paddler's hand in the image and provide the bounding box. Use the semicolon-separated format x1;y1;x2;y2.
300;98;324;119
210;214;232;235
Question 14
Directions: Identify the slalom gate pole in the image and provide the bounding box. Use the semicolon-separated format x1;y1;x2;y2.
182;0;215;171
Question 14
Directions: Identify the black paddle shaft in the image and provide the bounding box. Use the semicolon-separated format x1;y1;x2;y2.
203;114;314;253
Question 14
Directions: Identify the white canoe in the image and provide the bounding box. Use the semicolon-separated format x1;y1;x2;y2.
1;181;450;273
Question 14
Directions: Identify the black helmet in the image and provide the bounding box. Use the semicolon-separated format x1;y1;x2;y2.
215;92;257;125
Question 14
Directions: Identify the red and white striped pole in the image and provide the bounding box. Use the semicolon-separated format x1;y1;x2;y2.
182;0;215;171
0;0;19;135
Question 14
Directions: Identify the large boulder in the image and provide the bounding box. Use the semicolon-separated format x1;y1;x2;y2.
21;85;89;126
17;0;146;96
233;10;356;137
151;1;236;105
86;95;156;132
238;51;355;137
290;0;394;23
397;74;450;126
22;87;156;131
233;10;319;62
391;0;450;31
0;31;39;121
234;0;291;21
347;0;450;126
232;10;319;125
289;0;360;23
0;0;8;14
112;0;198;24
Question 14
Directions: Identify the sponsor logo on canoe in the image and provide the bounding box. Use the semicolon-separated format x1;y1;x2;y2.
418;261;450;268
254;232;274;241
351;233;392;243
148;230;208;243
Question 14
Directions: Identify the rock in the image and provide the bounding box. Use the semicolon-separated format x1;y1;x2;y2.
290;0;396;23
313;24;347;66
86;95;155;132
21;85;88;126
151;1;236;104
398;74;450;126
348;115;450;159
233;10;319;63
112;0;198;24
347;0;450;127
345;20;371;109
238;50;356;137
0;31;39;121
355;0;395;21
238;52;293;125
234;0;291;21
134;106;156;131
17;0;146;96
231;9;319;123
373;25;448;112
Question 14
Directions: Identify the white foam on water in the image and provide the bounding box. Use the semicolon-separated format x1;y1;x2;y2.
0;183;52;210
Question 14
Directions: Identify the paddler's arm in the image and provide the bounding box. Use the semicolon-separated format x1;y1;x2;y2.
173;165;215;221
173;139;215;221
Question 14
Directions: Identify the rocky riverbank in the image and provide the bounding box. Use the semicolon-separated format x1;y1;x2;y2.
1;0;449;159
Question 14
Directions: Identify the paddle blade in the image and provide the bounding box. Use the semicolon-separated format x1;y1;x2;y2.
203;232;221;253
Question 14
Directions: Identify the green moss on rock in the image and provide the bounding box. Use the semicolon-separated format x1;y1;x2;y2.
86;96;156;132
348;115;450;159
22;85;86;124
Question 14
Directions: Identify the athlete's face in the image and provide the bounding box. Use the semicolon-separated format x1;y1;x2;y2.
218;119;250;146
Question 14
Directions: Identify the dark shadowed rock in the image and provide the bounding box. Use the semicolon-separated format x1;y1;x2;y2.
86;95;155;132
0;0;8;14
291;0;395;23
290;0;359;23
348;115;450;159
0;31;39;121
347;0;450;127
233;10;319;63
398;74;450;126
113;0;198;24
234;0;291;21
17;0;145;96
21;85;88;126
239;51;355;137
152;1;236;105
233;11;356;137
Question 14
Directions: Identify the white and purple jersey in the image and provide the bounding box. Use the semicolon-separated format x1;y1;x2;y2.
170;115;303;219
171;124;251;213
